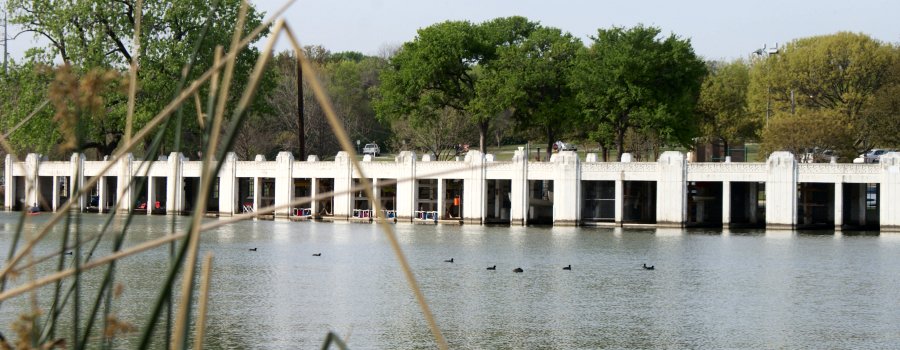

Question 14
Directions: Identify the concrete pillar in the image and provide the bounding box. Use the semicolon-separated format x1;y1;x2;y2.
372;178;380;217
166;152;185;214
332;151;352;219
98;174;107;213
4;154;13;210
748;183;759;224
218;152;237;216
147;176;155;215
766;151;798;229
856;185;866;226
551;150;579;226
880;153;900;231
722;180;731;225
395;151;416;221
52;176;58;211
24;153;40;209
117;154;134;213
252;176;260;214
437;178;445;219
510;147;527;226
70;153;85;211
834;182;843;229
656;151;687;226
274;152;294;218
614;178;624;225
310;177;318;215
463;150;486;224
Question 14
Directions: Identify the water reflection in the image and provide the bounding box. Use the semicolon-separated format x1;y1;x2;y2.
1;213;900;348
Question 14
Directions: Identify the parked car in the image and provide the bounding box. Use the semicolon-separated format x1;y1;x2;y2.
362;143;380;156
553;141;577;152
864;149;888;163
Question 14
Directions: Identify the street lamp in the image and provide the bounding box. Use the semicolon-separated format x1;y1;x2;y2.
754;43;779;127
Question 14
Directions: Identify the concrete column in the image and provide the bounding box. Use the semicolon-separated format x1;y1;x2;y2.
722;180;731;226
834;182;843;229
252;176;260;213
463;150;486;224
52;176;58;211
551;150;579;226
4;154;13;210
310;177;318;215
395;151;416;221
332;151;352;219
70;153;85;211
274;152;294;218
880;153;900;230
147;176;155;215
372;178;380;217
99;175;107;213
856;184;866;226
166;152;185;214
24;153;40;209
218;152;237;216
766;152;798;229
748;183;759;224
117;154;134;213
614;178;624;225
437;178;445;219
656;151;687;227
510;147;527;226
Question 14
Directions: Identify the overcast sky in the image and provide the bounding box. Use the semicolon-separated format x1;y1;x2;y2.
4;0;899;61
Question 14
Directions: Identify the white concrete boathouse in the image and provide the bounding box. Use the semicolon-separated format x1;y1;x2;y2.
6;149;900;231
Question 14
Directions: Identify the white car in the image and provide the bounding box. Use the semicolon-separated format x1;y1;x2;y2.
362;143;380;156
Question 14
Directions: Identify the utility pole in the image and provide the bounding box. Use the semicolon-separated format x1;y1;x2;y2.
2;7;8;76
297;54;305;159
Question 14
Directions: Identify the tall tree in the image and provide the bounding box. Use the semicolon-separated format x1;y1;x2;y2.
473;26;583;160
374;17;537;154
697;59;756;160
6;0;269;158
748;32;898;160
571;25;707;161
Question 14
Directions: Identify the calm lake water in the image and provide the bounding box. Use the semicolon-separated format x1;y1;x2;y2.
2;212;900;349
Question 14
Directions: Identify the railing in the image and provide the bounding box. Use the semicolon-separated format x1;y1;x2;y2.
415;210;439;221
291;207;313;217
352;209;374;218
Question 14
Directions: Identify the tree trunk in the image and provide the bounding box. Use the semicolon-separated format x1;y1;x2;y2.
616;127;625;162
479;120;489;154
722;138;729;162
545;127;554;162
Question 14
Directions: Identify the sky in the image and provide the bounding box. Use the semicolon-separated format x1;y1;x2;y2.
3;0;900;61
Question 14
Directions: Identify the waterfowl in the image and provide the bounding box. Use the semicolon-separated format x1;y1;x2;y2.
249;248;257;252
563;265;571;270
642;263;654;270
486;265;496;270
513;267;524;273
65;251;73;256
444;258;454;263
312;253;322;256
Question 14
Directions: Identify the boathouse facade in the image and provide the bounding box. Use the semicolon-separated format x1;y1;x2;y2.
6;149;900;231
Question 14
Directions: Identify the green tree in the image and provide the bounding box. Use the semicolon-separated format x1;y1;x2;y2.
697;59;756;160
374;17;537;154
473;26;583;160
6;0;269;159
748;32;898;160
571;25;707;161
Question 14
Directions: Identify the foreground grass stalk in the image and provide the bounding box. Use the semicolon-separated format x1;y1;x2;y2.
194;253;214;350
284;24;449;350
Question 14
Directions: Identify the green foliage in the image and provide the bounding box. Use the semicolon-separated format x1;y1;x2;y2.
5;0;271;159
0;61;58;156
473;26;583;158
748;32;899;159
571;25;707;160
697;59;756;153
374;17;538;153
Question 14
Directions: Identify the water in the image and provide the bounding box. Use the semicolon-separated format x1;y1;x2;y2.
2;213;900;349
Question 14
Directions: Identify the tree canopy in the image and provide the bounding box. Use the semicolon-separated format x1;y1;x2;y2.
697;59;756;159
749;32;899;160
3;0;269;159
570;25;707;161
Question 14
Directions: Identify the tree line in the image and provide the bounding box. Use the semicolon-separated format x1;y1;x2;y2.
0;2;898;163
